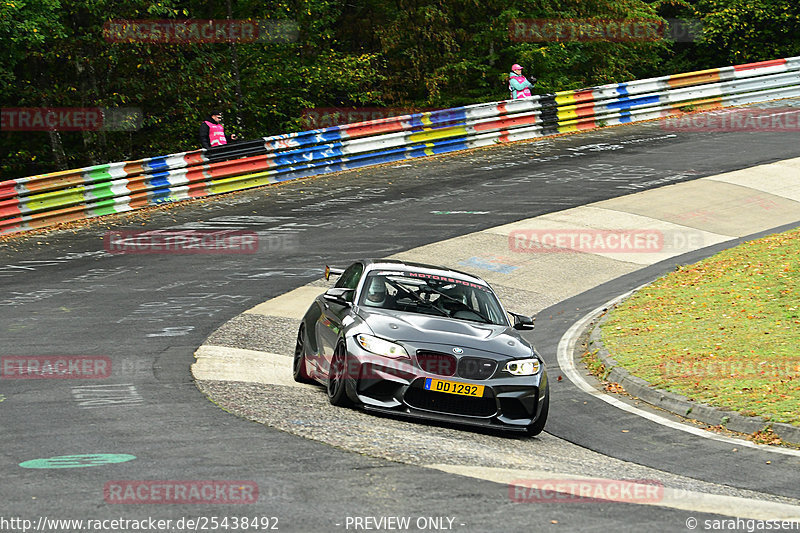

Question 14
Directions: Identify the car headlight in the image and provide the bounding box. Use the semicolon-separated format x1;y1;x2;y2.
355;334;409;358
504;358;541;376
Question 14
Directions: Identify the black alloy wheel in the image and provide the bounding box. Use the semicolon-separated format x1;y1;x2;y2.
327;342;353;407
525;381;549;436
293;324;314;384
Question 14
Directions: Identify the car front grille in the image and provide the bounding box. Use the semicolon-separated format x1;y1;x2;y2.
415;350;456;377
457;357;497;380
404;387;497;418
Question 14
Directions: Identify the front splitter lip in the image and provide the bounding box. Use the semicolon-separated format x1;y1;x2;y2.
360;404;533;433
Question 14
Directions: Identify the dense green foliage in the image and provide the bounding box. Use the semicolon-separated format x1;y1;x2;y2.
1;0;798;179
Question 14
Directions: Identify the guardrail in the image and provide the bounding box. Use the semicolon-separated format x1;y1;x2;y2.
2;56;799;236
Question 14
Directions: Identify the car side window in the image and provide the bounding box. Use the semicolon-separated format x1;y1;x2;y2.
334;263;364;300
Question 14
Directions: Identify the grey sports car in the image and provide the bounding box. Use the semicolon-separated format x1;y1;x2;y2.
293;259;549;435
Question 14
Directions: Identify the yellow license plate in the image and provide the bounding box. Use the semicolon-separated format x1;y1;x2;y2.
424;378;484;397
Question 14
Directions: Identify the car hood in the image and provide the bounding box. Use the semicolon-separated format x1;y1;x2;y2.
357;308;532;359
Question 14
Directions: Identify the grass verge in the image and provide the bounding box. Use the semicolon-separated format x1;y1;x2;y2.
600;226;800;427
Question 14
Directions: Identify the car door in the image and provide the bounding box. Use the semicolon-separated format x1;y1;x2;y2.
316;262;363;376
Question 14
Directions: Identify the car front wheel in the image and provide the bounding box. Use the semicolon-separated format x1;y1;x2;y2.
525;382;549;436
293;324;314;384
327;342;353;407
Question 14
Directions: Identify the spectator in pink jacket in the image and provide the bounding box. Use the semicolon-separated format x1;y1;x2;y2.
509;64;536;99
198;110;237;150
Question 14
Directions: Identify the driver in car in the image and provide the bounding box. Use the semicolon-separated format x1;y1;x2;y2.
438;284;469;314
363;277;396;309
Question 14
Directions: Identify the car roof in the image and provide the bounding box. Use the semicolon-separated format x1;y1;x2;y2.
360;258;488;286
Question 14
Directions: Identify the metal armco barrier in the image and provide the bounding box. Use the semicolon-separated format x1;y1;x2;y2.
2;56;799;236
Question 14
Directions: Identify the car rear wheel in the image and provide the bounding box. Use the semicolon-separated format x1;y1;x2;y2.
525;382;549;436
293;324;314;384
327;342;353;407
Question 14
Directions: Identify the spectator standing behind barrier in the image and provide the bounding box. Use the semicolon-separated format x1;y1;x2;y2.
509;64;536;99
198;111;237;150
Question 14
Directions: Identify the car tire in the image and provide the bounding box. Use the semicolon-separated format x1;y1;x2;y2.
327;342;353;407
293;324;314;384
525;382;549;436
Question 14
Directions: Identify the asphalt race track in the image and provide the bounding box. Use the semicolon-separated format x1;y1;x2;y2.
2;101;800;532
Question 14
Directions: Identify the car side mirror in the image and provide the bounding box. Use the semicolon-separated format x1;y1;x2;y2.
323;287;353;305
510;313;535;330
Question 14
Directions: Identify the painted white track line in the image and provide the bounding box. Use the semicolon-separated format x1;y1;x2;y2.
557;290;800;458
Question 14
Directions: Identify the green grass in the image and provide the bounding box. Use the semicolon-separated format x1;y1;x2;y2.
601;226;800;427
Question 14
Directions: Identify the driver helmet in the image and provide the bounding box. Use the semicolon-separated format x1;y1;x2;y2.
441;283;468;308
364;277;387;307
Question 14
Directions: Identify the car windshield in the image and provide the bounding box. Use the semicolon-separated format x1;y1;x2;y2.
358;271;508;326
